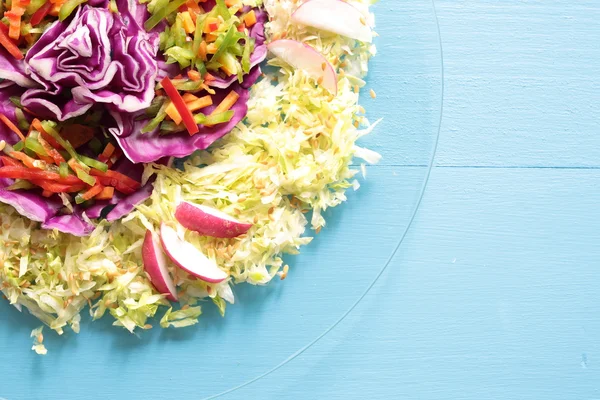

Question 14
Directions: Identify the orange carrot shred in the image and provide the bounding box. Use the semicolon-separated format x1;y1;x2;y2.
182;93;199;102
80;183;104;201
0;113;25;141
186;96;213;112
212;91;240;115
10;151;39;169
95;186;114;200
198;41;208;61
165;102;183;125
187;70;202;81
0;19;23;59
243;10;257;27
99;143;116;162
160;77;199;135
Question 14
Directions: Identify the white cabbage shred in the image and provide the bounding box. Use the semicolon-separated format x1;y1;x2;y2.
0;0;380;345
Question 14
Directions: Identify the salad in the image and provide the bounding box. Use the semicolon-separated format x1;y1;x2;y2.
0;0;379;354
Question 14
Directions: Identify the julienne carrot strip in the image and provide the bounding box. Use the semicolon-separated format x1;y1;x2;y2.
9;151;38;169
5;9;23;41
31;118;44;131
80;183;104;201
0;23;23;60
0;113;25;141
98;143;115;163
186;96;213;112
165;102;183;125
204;72;216;84
182;93;199;102
186;0;202;13
211;91;240;115
197;40;208;61
105;149;121;168
243;10;257;28
30;1;53;26
37;134;65;165
160;77;199;135
95;186;114;200
32;118;63;149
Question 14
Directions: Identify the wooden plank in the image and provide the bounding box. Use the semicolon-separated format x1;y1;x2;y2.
433;0;600;167
360;0;442;166
0;166;429;399
221;167;600;400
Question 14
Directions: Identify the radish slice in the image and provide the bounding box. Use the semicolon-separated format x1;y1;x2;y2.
175;201;253;238
160;224;228;284
291;0;372;43
268;39;338;95
142;230;178;302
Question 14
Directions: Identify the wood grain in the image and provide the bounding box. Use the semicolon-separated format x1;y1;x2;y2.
433;0;600;167
221;168;600;400
1;1;599;399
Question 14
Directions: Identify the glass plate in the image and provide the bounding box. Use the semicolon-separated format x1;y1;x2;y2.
0;1;442;398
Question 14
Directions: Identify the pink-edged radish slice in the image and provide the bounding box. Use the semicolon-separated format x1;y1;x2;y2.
267;39;338;95
175;201;253;238
142;230;178;302
291;0;372;43
160;223;228;284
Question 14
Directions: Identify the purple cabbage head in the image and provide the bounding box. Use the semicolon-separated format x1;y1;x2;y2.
0;87;153;236
205;8;268;89
21;1;159;121
0;2;269;235
0;48;36;89
109;82;251;163
108;7;268;163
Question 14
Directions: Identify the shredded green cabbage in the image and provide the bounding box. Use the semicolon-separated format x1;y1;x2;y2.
0;0;380;349
31;326;47;355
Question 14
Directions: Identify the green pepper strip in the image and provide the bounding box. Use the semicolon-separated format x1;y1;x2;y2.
145;0;187;31
24;136;48;157
195;111;234;125
40;121;96;186
215;0;231;20
207;25;238;70
242;37;255;74
13;141;24;152
9;96;21;108
59;162;69;178
142;100;169;133
78;155;108;172
59;0;88;22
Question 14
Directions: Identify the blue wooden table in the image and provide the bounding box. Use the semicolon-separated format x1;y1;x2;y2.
1;1;599;399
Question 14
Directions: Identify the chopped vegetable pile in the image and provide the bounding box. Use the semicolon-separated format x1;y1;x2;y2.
0;0;380;353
